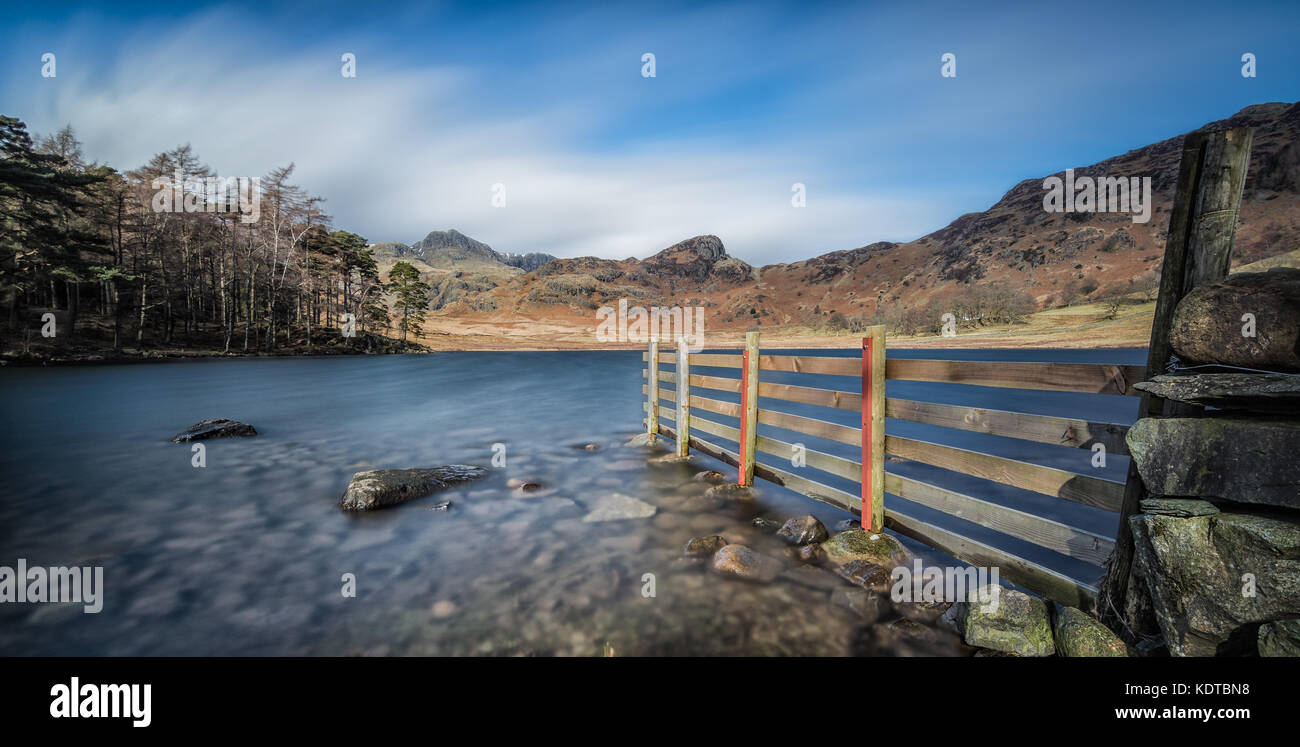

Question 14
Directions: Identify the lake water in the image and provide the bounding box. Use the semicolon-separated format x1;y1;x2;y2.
0;348;1144;656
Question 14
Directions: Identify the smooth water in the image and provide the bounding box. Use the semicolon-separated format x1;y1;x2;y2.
0;348;1143;656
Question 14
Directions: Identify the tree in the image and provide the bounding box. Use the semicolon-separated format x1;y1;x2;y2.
387;261;429;342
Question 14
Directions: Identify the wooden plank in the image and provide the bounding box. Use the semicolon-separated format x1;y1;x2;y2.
886;398;1131;456
759;381;861;411
885;472;1115;566
886;359;1143;396
690;414;740;443
689;353;743;369
885;434;1126;512
754;433;861;484
646;339;659;441
864;326;886;532
676;338;690;457
690;373;742;393
755;459;861;515
759;354;860;377
757;407;860;446
739;332;760;486
885;506;1099;610
691;395;740;419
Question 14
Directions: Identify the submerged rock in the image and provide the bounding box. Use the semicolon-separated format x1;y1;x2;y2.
777;515;830;546
581;493;657;522
340;465;487;511
1053;606;1127;657
623;433;657;447
171;418;257;442
834;559;893;593
683;535;728;557
711;544;783;583
830;588;890;623
704;483;754;501
962;585;1054;657
751;517;782;532
1126;417;1300;509
692;470;728;484
796;544;827;564
1130;510;1300;656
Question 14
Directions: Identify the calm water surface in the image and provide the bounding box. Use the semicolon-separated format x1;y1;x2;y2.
0;348;1143;656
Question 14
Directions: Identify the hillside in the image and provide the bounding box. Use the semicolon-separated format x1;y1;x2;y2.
384;102;1298;348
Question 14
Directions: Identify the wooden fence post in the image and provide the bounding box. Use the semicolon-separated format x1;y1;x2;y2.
676;337;691;457
861;325;886;531
1098;126;1254;629
738;331;760;485
647;337;659;442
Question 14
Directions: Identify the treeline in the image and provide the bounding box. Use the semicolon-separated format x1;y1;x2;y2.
0;114;403;356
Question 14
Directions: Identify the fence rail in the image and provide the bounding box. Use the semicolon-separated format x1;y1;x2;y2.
641;330;1138;610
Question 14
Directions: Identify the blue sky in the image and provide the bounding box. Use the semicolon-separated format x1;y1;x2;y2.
2;0;1297;264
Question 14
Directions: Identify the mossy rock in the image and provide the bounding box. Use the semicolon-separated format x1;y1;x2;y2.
1053;606;1127;657
963;585;1054;657
820;529;911;568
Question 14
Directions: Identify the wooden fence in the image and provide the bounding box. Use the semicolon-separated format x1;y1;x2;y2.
641;328;1143;610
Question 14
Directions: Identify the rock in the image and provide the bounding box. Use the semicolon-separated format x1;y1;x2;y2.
431;600;458;618
751;517;782;532
683;535;728;557
1258;620;1300;657
651;453;694;465
574;443;601;451
780;564;842;592
894;599;952;626
830;588;890;623
339;465;487;510
776;515;829;546
820;529;912;568
711;544;783;583
692;470;728;484
171;418;257;442
850;617;968;656
834;519;862;532
704;483;754;501
426;500;452;511
1134;373;1300;415
1130;510;1300;656
834;559;893;593
582;493;657;522
512;482;544;496
1170;268;1300;372
1126;417;1300;509
937;603;967;635
1053;606;1127;657
1140;498;1220;518
796;544;827;564
623;433;657;447
962;585;1054;657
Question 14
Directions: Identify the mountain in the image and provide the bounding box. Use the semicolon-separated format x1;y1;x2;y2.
378;102;1300;338
377;229;558;274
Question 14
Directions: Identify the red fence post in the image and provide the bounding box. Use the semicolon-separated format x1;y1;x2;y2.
861;336;873;528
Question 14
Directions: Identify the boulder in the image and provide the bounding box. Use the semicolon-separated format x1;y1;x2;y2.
582;493;657;522
830;588;890;623
820;529;912;568
962;585;1055;657
796;544;827;564
751;517;782;532
1053;606;1127;657
711;544;783;583
776;515;830;546
692;470;728;484
623;433;657;447
834;559;893;593
683;535;728;557
1258;620;1300;657
1134;373;1300;415
1169;267;1300;372
1126;417;1300;509
340;465;487;510
171;418;256;442
704;483;754;501
1130;510;1300;656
